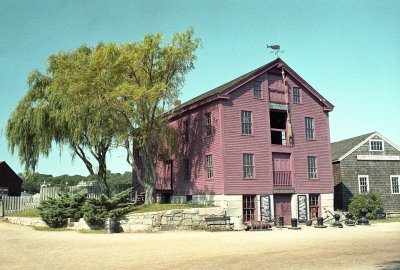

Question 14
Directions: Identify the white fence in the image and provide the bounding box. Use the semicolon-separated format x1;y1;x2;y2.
0;185;101;216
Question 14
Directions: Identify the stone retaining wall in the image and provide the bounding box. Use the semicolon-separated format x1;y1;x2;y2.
4;207;228;232
119;207;226;232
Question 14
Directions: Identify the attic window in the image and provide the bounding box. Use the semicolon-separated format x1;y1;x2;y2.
253;81;262;98
370;140;384;151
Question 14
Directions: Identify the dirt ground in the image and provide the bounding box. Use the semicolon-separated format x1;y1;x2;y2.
0;221;399;270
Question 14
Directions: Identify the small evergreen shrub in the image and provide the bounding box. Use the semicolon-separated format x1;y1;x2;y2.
82;188;133;227
38;190;88;228
348;191;384;219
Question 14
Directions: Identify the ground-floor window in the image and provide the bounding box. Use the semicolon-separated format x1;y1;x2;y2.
391;175;399;194
243;195;256;222
309;194;319;219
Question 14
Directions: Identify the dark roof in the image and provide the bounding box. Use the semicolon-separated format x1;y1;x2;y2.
175;58;282;111
331;132;375;161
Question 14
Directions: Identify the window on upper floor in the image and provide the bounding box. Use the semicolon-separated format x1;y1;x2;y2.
183;120;189;143
307;156;317;179
370;140;384;151
204;112;212;136
391;175;399;194
253;81;262;98
305;117;314;140
243;154;254;178
241;111;252;135
206;155;213;179
358;175;369;193
293;87;301;104
184;159;190;181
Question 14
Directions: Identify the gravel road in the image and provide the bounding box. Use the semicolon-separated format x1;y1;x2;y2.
0;221;399;270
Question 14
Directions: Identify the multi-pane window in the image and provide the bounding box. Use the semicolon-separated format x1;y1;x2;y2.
206;155;213;179
309;194;319;219
241;111;252;135
253;81;262;98
243;154;254;178
358;175;369;193
243;195;256;222
307;156;317;179
184;159;190;181
204;112;212;136
183;120;189;143
390;176;399;194
305;117;314;139
370;140;384;151
293;87;301;104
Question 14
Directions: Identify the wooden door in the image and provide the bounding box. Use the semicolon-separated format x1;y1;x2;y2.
272;153;291;171
274;195;292;225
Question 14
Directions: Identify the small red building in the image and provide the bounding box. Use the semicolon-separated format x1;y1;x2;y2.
0;161;22;196
156;58;334;225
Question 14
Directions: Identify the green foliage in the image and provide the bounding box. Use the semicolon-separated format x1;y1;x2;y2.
8;208;40;217
348;191;384;219
38;190;88;228
82;188;133;227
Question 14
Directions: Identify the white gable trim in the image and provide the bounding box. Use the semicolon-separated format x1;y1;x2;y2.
335;132;400;162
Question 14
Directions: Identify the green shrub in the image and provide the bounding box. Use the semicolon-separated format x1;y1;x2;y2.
82;188;132;227
348;191;384;219
38;190;88;228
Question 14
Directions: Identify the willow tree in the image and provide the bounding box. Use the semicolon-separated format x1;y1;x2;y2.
6;44;121;195
111;29;201;204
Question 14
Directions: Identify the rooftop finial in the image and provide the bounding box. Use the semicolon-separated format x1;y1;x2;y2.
267;44;284;57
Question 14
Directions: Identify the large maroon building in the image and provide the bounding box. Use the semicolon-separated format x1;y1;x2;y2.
156;58;334;225
0;161;22;196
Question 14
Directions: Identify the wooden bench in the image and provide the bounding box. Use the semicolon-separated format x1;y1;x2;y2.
205;215;234;230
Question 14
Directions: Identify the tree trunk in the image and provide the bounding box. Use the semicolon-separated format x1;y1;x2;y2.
144;184;154;205
97;164;110;196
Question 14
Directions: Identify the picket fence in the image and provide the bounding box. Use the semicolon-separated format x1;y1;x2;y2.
0;185;101;216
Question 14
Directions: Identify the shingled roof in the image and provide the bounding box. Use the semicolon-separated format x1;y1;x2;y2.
173;58;334;114
331;132;375;161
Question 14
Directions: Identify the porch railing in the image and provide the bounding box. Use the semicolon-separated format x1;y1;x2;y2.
273;171;292;187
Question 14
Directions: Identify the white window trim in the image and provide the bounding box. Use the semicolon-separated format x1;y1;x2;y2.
390;175;400;194
358;175;370;193
369;139;384;151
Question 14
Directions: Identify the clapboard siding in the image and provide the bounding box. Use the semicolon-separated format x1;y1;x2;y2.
335;135;400;212
223;73;272;194
163;101;224;195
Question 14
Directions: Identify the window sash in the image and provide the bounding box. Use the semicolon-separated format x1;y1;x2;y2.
370;140;383;151
243;154;254;178
305;117;314;139
241;111;252;135
391;176;399;194
253;81;262;98
307;156;317;179
358;175;369;193
243;195;256;222
206;155;213;178
184;159;190;180
183;120;189;142
293;87;300;103
204;113;212;136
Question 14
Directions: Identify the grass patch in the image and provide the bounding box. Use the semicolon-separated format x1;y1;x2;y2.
79;229;106;234
33;226;65;232
8;209;40;217
370;217;400;224
128;203;210;214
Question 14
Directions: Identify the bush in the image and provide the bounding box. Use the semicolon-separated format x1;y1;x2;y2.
38;190;88;228
348;191;384;219
82;188;133;227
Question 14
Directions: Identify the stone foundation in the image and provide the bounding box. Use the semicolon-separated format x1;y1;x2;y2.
4;217;47;227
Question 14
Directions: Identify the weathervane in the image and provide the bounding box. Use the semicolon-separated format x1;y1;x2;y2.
267;44;284;57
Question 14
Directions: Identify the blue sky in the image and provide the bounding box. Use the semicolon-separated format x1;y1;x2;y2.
1;0;399;176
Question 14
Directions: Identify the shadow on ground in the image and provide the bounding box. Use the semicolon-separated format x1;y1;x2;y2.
376;260;400;270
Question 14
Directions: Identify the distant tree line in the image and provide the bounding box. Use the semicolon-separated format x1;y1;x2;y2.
21;171;131;195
